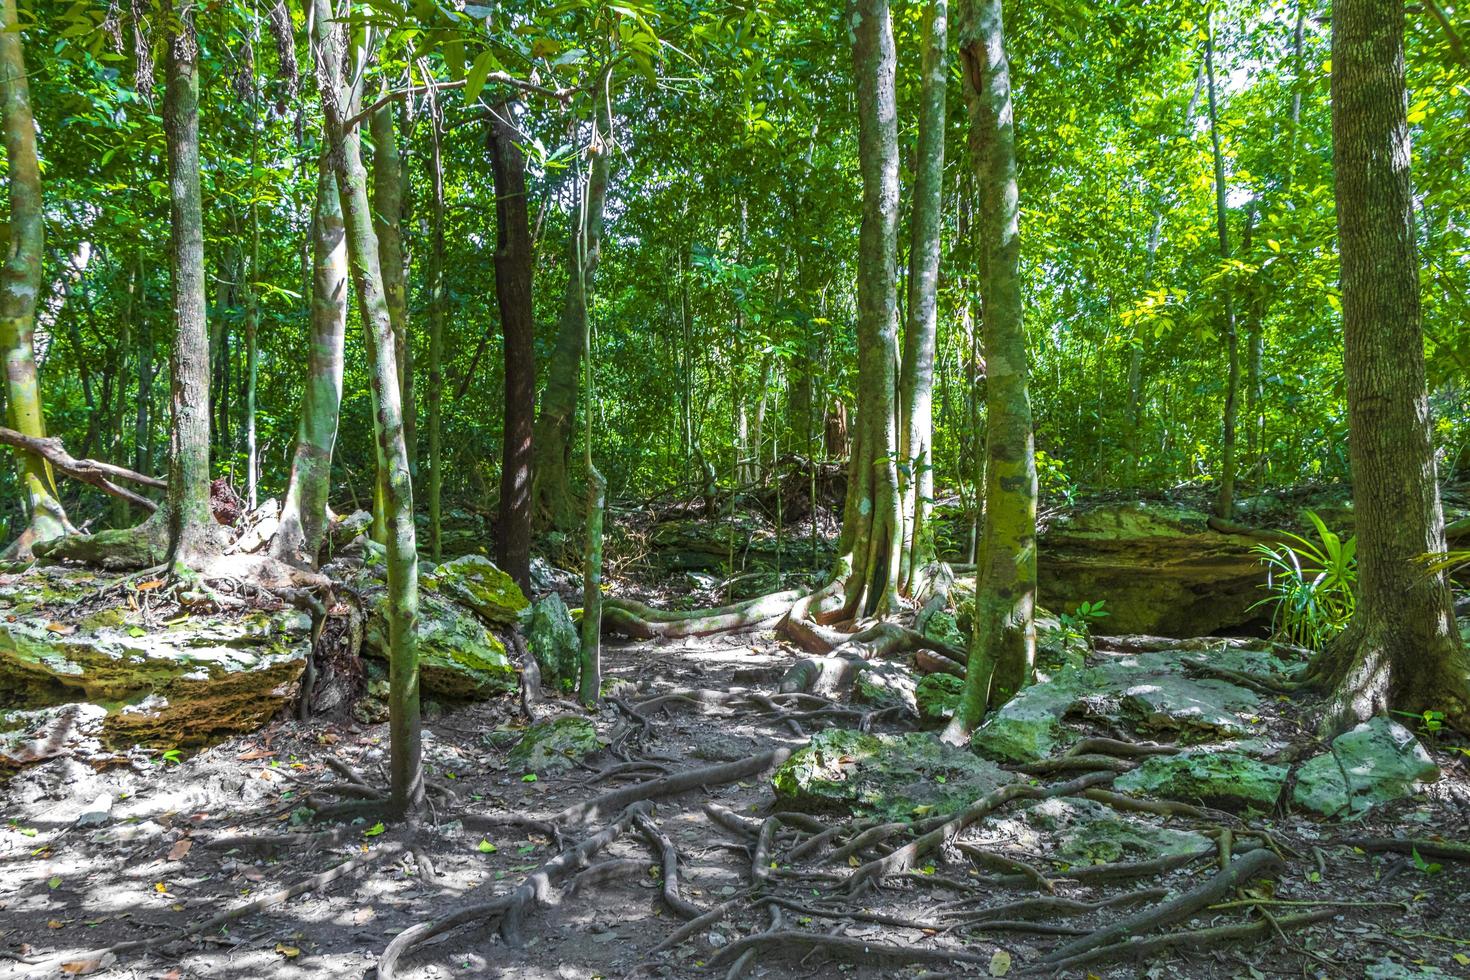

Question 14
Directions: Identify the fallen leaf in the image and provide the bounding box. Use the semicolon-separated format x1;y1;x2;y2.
135;579;165;592
241;868;266;882
236;750;274;761
154;882;168;894
275;944;300;958
44;622;77;635
47;919;64;929
477;840;497;854
989;950;1012;977
47;876;62;890
59;954;115;975
363;821;386;838
167;839;192;862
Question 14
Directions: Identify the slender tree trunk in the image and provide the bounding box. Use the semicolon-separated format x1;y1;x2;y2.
312;0;422;814
424;105;447;563
370;92;409;542
1206;10;1238;520
945;0;1037;739
0;0;70;559
243;73;261;511
836;0;903;620
1313;0;1470;734
488;101;535;588
272;162;347;566
161;0;219;570
898;0;948;594
531;92;612;531
135;262;154;481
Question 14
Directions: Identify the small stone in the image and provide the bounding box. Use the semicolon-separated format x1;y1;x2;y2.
707;932;728;948
1115;750;1287;811
75;793;114;827
506;717;602;775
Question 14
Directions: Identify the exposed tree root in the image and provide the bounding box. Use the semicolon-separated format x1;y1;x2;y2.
1335;837;1470;863
633;811;704;919
602;590;804;639
1036;908;1336;974
707;930;995;971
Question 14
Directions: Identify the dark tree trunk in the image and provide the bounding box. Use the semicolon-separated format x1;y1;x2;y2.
1313;0;1470;733
488;102;535;591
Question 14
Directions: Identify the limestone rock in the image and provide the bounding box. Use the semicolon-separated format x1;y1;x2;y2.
423;554;529;626
1115;749;1287;811
915;673;965;723
363;591;517;700
971;669;1086;763
507;716;601;774
1292;717;1441;818
525;594;580;692
852;661;919;713
772;728;1015;819
1023;797;1211;865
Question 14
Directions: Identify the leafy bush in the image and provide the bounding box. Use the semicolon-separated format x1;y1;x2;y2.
1250;510;1357;649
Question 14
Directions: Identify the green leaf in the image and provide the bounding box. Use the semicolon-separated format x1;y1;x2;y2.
521;773;538;783
477;840;497;853
363;822;386;838
463;49;498;105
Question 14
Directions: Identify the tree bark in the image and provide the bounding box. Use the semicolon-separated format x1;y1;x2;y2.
898;0;948;594
488;101;535;589
945;0;1037;738
272;162;347;566
531;92;612;532
1205;10;1238;521
312;0;423;813
424;105;447;563
1313;0;1470;734
837;0;904;619
369;92;410;541
0;0;71;559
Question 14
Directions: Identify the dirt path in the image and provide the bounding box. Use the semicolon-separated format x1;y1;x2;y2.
2;623;1467;980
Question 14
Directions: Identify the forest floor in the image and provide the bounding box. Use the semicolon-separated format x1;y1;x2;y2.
2;583;1469;980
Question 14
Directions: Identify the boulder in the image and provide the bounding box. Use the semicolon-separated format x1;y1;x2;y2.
1292;717;1441;817
971;668;1086;763
525;594;580;692
363;591;518;700
1038;501;1266;636
852;661;919;713
506;716;601;774
0;569;310;747
423;554;529;626
772;728;1015;820
915;673;965;723
1115;749;1288;811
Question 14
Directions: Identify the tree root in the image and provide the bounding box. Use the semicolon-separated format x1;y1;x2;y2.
707;930;995;971
602;590;803;639
1056;846;1215;884
1081;787;1224;822
954;842;1055;892
633;811;704;919
1016;753;1137;776
1040;847;1282;964
935;888;1169;922
1037;908;1336;974
1335;837;1470;862
846;771;1115;892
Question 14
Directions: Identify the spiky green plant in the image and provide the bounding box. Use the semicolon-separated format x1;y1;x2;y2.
1250;510;1357;649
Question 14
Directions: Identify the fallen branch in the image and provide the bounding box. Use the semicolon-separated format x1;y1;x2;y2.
0;426;163;510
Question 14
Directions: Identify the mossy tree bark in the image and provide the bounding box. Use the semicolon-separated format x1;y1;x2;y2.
531;91;612;532
0;0;71;559
272;163;347;567
836;0;903;620
426;103;447;563
1205;10;1238;521
1312;0;1470;735
369;93;412;541
897;0;947;595
312;0;423;815
489;101;535;589
945;0;1037;740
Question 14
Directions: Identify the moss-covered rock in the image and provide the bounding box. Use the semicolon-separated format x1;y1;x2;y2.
0;569;310;747
363;591;518;700
1026;798;1211;865
772;728;1015;820
1115;749;1287;811
506;716;601;774
525;594;579;692
971;668;1085;763
1292;718;1441;818
915;673;965;723
852;661;919;713
921;609;965;649
422;554;529;626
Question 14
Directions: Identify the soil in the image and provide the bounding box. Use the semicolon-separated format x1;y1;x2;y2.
2;611;1469;980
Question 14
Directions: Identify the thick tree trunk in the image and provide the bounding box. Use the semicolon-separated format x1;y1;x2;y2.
488;102;535;589
0;0;70;559
272;163;347;566
837;0;904;619
313;0;423;814
1313;0;1470;734
1205;11;1238;521
898;0;947;595
945;0;1037;739
531;93;612;531
161;0;220;571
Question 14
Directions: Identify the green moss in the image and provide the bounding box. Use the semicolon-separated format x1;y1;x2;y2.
506;716;601;774
363;591;517;700
1115;750;1287;811
423;554;529;626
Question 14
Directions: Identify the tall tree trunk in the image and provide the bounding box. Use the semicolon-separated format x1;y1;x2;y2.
488;101;535;588
370;93;409;542
161;0;218;570
1313;0;1470;734
531;92;612;531
834;0;903;620
272;163;347;566
0;0;70;559
945;0;1037;739
425;105;447;563
898;0;948;594
135;261;154;481
243;74;261;511
1205;10;1238;520
312;0;423;814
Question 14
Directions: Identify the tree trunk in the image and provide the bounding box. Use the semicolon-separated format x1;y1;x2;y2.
0;0;71;559
945;0;1037;739
531;92;612;531
272;163;347;566
370;92;410;542
836;0;904;620
312;0;423;814
243;77;261;511
1205;10;1238;521
161;0;219;570
1313;0;1470;734
488;101;535;589
898;0;948;594
425;106;446;563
